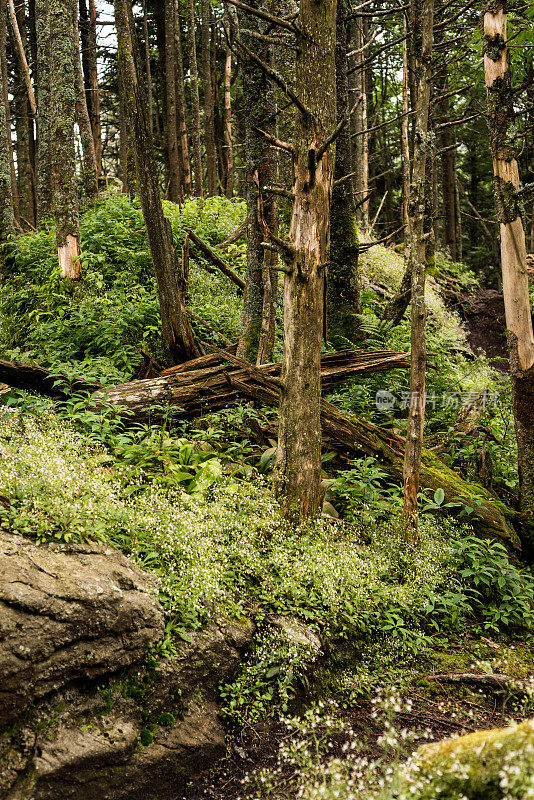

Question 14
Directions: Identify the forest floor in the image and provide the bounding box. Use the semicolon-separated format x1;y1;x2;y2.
184;629;534;800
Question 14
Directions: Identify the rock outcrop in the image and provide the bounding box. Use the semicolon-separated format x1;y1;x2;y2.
0;532;164;728
0;533;255;800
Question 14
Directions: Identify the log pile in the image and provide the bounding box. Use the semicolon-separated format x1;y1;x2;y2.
94;347;411;418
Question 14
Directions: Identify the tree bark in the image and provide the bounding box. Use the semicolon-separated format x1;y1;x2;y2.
327;0;361;346
87;0;102;177
0;0;15;252
72;2;98;199
350;14;369;230
221;7;234;198
35;0;52;224
142;0;153;136
114;0;201;363
201;0;217;196
49;0;81;279
274;0;337;519
186;0;203;196
236;0;279;365
483;0;534;554
165;0;182;202
402;0;434;542
9;2;36;228
173;0;192;196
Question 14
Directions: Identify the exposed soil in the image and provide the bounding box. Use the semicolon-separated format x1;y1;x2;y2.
182;632;534;800
442;288;509;371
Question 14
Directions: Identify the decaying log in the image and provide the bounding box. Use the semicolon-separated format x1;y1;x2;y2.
94;348;520;549
187;229;246;291
94;349;410;417
0;359;100;397
427;673;534;698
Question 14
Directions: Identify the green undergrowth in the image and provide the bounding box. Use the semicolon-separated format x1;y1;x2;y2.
1;406;533;730
0;192;246;384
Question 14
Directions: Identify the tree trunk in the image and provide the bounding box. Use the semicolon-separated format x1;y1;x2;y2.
483;0;534;553
327;0;361;345
173;0;192;196
435;29;457;261
49;0;81;279
142;0;153;136
114;0;201;364
221;7;234;198
350;14;369;230
236;0;278;364
274;0;337;519
401;12;410;237
86;0;102;177
402;0;434;542
9;1;36;228
186;0;203;196
35;0;52;224
72;2;98;199
165;0;182;202
0;0;15;252
201;0;217;196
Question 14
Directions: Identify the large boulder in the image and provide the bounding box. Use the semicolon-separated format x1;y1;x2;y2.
0;533;255;800
0;532;165;727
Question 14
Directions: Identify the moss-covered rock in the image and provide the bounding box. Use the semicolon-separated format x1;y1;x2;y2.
393;718;534;799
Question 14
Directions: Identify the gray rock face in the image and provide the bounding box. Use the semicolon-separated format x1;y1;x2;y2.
0;534;256;800
0;532;165;728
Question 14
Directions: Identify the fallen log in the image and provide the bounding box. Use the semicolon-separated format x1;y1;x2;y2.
187;230;246;291
0;358;100;397
94;349;520;550
427;673;534;698
94;348;411;418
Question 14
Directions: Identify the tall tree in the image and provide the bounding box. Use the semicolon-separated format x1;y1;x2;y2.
72;1;98;199
0;0;15;253
402;0;434;541
327;0;361;345
165;0;182;202
274;0;337;518
201;0;217;195
173;0;192;196
483;0;534;553
114;0;201;363
79;0;103;178
186;0;203;196
236;0;278;364
221;6;234;198
9;0;36;227
35;0;52;224
49;0;81;279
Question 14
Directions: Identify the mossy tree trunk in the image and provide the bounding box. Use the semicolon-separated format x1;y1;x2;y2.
72;1;98;200
236;0;279;365
274;0;337;519
0;0;15;254
402;0;434;542
114;0;201;364
49;0;81;279
327;0;361;346
483;0;534;554
35;0;52;225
